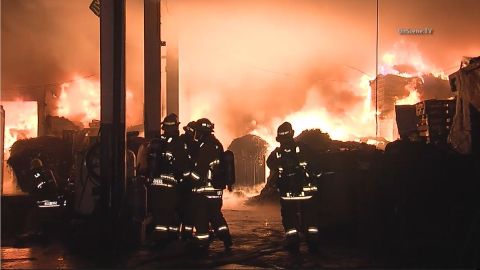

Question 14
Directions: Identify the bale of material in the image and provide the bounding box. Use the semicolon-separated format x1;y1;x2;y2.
7;136;73;193
228;134;268;187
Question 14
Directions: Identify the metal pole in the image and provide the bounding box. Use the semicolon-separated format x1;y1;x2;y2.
375;0;379;137
100;0;126;235
166;34;179;116
0;105;4;195
144;0;162;139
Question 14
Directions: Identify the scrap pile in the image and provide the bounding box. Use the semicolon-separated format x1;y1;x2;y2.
416;99;456;144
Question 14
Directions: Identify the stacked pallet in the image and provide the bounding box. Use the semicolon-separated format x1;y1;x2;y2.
415;99;456;144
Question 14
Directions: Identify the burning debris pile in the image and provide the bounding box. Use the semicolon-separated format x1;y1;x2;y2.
45;115;83;138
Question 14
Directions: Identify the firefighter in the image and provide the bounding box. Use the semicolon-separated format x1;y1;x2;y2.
190;118;233;250
266;122;319;253
141;113;192;245
182;121;198;158
177;121;198;240
15;158;64;245
30;158;64;208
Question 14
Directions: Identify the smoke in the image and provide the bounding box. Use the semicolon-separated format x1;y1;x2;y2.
1;0;144;126
2;0;480;145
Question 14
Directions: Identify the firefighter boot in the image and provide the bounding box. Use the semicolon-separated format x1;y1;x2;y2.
284;229;300;253
217;226;233;250
305;226;319;253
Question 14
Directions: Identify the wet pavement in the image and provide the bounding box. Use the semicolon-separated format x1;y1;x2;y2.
1;200;373;269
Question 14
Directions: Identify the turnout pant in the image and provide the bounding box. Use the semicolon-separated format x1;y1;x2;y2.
280;197;319;248
192;192;232;247
177;187;194;240
148;186;179;241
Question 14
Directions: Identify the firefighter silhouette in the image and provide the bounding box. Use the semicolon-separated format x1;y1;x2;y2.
30;158;62;208
177;121;197;240
142;113;192;245
190;118;233;250
266;122;319;253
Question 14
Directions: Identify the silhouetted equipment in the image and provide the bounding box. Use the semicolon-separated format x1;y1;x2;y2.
222;150;235;190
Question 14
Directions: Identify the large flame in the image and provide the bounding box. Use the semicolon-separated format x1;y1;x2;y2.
2;101;38;157
395;89;421;105
57;77;101;126
2;76;137;155
250;42;449;152
55;75;135;127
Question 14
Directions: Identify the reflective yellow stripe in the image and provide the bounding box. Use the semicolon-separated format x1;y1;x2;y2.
218;226;228;231
303;186;318;192
191;172;200;180
195;233;210;240
281;196;313;200
308;227;319;233
209;159;220;166
286;229;297;235
155;225;168;231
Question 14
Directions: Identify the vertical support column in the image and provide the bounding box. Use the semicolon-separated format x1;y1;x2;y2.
144;0;161;139
100;0;126;221
0;105;5;194
166;34;179;116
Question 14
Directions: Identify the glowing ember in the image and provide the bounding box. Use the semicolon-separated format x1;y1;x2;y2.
2;101;38;157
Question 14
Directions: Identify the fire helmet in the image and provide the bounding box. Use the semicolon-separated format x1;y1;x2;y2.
195;118;214;133
183;121;196;133
161;113;180;130
276;122;294;142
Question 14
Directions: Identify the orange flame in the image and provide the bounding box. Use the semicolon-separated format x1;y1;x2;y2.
2;76;137;155
2;101;38;157
395;89;421;105
251;42;449;152
55;75;135;127
57;76;101;126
